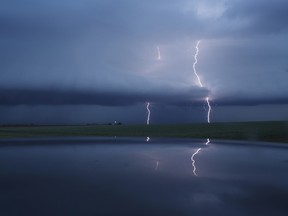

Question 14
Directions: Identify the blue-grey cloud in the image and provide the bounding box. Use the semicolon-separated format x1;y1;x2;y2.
0;86;209;106
223;0;288;35
0;0;287;123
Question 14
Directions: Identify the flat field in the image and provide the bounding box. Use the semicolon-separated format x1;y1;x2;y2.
0;121;287;143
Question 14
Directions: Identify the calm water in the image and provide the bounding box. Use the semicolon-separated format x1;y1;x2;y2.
0;137;288;216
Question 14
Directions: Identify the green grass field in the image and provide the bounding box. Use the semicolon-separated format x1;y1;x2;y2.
0;121;287;143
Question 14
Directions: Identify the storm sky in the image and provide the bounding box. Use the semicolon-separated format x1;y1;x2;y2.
1;0;288;124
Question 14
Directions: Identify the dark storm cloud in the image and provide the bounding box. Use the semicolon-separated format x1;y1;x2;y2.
0;0;209;108
0;0;288;123
223;0;288;35
214;95;288;106
0;87;209;106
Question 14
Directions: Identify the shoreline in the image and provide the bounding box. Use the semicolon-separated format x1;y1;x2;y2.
0;121;287;144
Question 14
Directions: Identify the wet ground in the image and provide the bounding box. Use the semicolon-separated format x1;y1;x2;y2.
0;137;288;216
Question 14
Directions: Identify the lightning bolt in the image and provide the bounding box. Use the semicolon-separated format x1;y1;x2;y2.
193;41;203;87
146;102;151;125
193;40;211;124
206;97;211;124
145;45;160;141
145;46;161;129
146;102;151;142
190;41;212;176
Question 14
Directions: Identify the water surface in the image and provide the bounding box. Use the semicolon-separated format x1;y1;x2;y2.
0;137;287;216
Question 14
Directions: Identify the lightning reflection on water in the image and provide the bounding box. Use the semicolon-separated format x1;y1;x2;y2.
191;148;202;176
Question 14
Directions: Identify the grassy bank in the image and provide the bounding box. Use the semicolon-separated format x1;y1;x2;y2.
0;121;287;143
